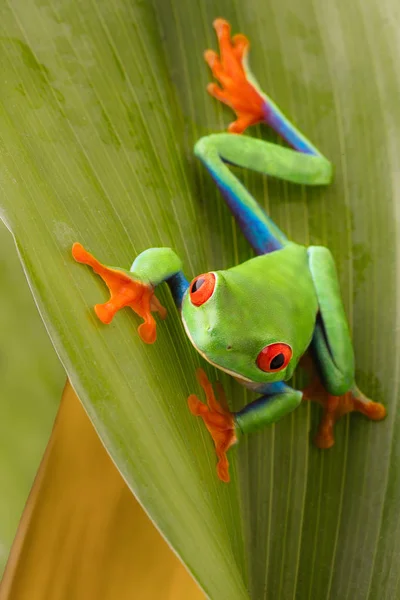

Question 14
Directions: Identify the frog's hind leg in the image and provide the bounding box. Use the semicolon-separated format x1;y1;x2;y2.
197;19;332;255
195;133;332;255
304;246;386;446
204;18;328;155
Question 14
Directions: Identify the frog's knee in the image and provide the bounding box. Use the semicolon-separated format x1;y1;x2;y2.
322;369;353;397
194;135;215;160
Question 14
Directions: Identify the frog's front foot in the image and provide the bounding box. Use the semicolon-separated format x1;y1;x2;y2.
303;378;386;448
188;368;237;482
205;18;266;133
72;243;166;344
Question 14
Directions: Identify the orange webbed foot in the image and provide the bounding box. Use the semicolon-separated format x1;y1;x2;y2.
188;368;236;483
205;18;266;133
302;376;386;449
72;243;166;344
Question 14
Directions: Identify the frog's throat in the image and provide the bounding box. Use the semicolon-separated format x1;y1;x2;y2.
181;315;254;384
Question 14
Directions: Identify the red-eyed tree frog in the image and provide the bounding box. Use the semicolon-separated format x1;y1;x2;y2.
72;19;386;483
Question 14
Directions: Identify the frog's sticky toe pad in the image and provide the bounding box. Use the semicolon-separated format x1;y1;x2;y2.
137;321;157;345
94;303;115;325
72;242;166;344
188;368;236;483
314;428;335;450
72;242;90;264
356;400;386;421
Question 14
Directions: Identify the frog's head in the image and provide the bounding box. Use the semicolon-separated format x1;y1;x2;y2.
181;268;314;384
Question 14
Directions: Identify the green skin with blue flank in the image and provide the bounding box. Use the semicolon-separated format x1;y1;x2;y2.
76;20;386;457
133;227;355;436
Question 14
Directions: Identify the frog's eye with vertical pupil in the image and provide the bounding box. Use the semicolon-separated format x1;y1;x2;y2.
256;343;292;372
189;273;216;306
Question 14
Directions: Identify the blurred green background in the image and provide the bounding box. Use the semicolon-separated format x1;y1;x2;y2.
0;221;64;575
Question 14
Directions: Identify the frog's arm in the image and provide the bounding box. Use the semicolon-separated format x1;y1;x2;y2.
234;382;302;434
196;19;333;254
72;243;188;344
188;371;301;482
190;364;386;482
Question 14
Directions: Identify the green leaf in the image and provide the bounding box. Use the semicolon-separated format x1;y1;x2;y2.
0;222;63;575
1;1;399;598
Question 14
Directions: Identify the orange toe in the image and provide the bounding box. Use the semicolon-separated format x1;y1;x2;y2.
204;49;219;66
137;316;157;344
94;302;116;325
72;242;90;264
213;18;230;34
188;394;206;416
315;432;335;450
303;377;387;449
216;454;230;483
232;33;249;61
354;400;387;421
188;369;236;482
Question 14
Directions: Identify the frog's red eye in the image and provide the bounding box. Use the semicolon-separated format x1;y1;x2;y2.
189;273;216;306
256;343;292;372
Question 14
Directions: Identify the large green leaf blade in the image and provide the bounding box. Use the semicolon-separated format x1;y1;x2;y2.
1;0;400;598
0;2;248;598
154;2;400;597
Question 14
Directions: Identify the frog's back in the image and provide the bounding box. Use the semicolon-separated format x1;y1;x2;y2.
227;242;315;301
223;243;318;371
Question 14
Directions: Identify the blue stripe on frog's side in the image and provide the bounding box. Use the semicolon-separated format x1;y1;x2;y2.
239;380;292;397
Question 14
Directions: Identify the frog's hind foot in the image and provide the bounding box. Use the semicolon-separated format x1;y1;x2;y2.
72;243;166;344
303;378;386;449
188;368;236;482
204;18;266;133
